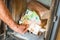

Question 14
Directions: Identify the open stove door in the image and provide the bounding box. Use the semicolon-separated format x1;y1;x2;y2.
2;0;59;40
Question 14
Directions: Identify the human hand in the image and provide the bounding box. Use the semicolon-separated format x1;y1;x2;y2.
11;24;28;34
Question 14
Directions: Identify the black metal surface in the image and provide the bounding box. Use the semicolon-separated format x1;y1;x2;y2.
5;34;25;40
0;34;4;40
50;1;60;40
0;21;6;40
45;0;59;40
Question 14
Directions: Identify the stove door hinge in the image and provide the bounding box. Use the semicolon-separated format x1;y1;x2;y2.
53;15;58;22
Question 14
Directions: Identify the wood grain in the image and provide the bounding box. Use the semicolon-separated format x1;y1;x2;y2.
10;0;27;23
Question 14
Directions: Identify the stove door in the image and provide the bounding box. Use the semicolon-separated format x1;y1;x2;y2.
4;0;59;40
